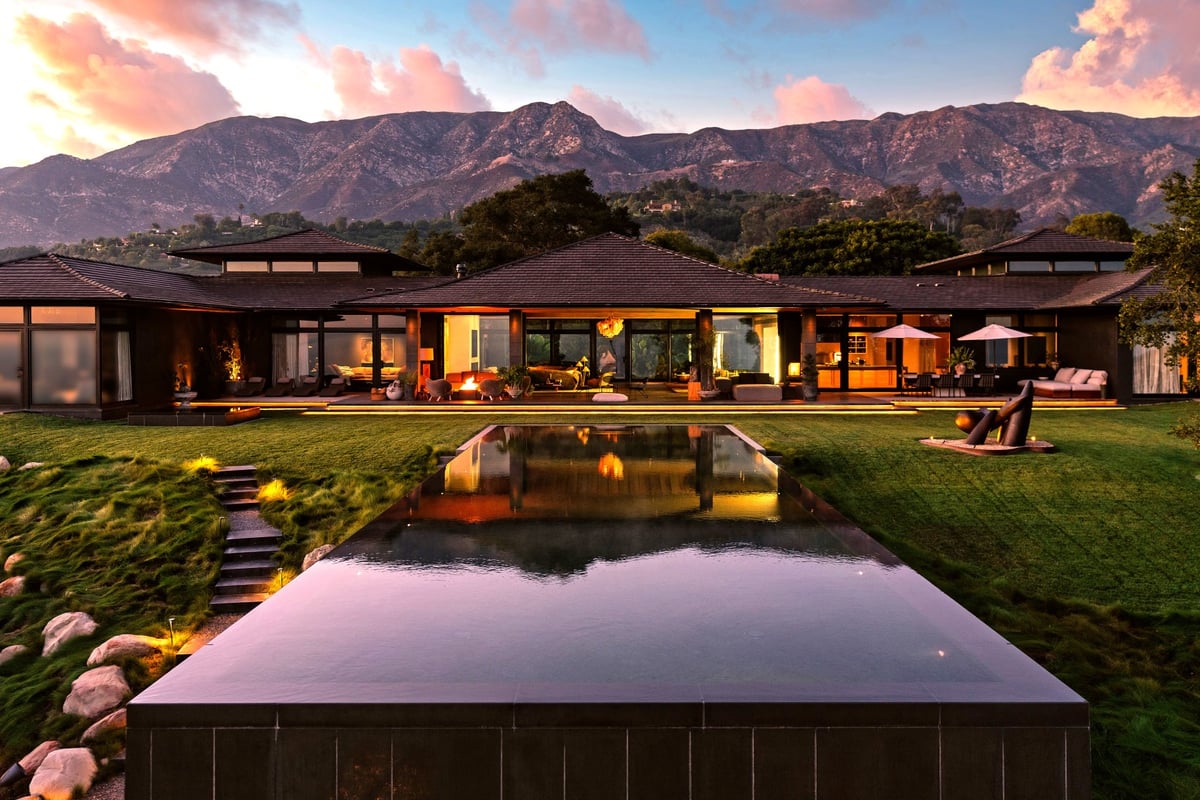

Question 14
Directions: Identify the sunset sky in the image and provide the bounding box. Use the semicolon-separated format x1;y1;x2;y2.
4;0;1200;169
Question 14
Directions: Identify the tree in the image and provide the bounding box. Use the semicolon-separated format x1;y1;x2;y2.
740;219;961;276
643;229;720;263
1120;159;1200;412
458;170;639;269
1065;211;1136;242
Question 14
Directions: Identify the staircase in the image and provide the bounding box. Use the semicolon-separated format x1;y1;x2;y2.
211;466;282;613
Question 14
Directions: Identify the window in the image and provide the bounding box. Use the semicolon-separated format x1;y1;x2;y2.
31;307;95;325
32;330;96;404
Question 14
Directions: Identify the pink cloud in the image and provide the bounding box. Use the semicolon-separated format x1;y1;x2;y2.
475;0;650;76
705;0;892;22
326;44;491;118
85;0;300;55
566;86;650;134
771;76;873;124
1018;0;1200;116
16;13;240;140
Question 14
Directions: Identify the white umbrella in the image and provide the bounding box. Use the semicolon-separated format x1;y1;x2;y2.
958;323;1031;341
870;323;940;340
871;324;940;391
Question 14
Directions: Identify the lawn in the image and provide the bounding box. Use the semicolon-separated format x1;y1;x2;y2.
1;403;1198;798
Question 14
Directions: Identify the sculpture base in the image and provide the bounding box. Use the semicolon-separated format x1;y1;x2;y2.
920;437;1056;456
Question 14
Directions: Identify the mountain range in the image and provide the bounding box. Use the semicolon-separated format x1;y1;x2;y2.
3;100;1199;249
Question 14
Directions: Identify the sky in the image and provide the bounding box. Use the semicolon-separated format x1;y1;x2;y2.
4;0;1200;169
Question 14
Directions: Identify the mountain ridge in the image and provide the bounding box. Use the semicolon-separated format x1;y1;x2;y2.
3;100;1199;248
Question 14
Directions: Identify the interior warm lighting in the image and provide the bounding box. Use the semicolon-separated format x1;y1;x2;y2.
418;347;435;361
462;377;478;390
598;452;625;480
596;317;624;338
787;362;801;378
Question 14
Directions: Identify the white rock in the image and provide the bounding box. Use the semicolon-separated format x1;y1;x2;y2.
3;551;23;573
0;456;9;473
0;644;29;667
87;634;165;666
62;665;129;719
29;747;97;800
0;576;24;598
41;612;98;657
81;708;127;743
18;462;43;471
302;544;336;571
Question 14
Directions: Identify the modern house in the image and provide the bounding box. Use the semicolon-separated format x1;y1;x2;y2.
0;226;1180;416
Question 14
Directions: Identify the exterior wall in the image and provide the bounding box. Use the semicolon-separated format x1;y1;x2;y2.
1056;311;1125;402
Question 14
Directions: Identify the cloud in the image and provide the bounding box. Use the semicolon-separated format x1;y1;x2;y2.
566;86;650;134
769;75;873;124
474;0;651;76
705;0;893;23
1018;0;1200;116
85;0;301;56
325;43;491;118
15;13;240;148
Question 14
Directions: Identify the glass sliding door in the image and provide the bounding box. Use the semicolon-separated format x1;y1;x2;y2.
0;331;21;407
31;329;96;404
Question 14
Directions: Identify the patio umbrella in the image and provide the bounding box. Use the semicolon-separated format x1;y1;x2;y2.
958;323;1031;341
871;324;940;390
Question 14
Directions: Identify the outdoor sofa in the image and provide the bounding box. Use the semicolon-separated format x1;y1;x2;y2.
1018;367;1108;398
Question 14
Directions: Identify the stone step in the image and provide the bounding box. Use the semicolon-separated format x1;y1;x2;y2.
221;498;260;511
210;593;269;614
215;465;257;478
215;576;276;595
219;558;277;577
223;543;279;561
226;529;281;545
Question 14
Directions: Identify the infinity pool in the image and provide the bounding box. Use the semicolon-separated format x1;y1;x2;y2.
128;424;1087;800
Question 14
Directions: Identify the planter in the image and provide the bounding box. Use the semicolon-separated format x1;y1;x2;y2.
370;388;386;401
506;384;526;400
224;380;245;395
385;382;404;401
801;383;819;401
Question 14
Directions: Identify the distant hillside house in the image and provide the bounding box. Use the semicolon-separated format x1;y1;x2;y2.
642;201;681;213
0;227;1184;417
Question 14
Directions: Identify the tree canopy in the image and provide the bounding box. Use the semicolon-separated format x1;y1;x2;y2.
643;229;720;263
1120;159;1200;406
740;219;962;276
457;170;638;269
1066;211;1136;242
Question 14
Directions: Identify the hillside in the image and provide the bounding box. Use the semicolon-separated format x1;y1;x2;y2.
1;101;1198;248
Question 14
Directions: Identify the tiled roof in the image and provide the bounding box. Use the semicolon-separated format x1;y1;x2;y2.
1043;267;1157;308
916;228;1134;273
0;253;227;306
170;228;428;271
196;274;448;311
781;270;1157;311
347;233;875;309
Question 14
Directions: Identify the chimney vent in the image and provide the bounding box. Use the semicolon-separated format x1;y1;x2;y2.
455;263;467;280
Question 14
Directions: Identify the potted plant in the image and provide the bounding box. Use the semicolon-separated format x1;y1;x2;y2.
801;353;819;401
947;345;976;376
217;339;245;395
498;364;531;399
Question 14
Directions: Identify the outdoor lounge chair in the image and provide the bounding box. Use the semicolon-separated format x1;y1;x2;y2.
235;376;266;396
426;379;452;402
292;376;320;397
263;379;293;397
478;378;504;401
318;377;346;397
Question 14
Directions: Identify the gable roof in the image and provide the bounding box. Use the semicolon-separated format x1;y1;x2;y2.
196;274;447;312
346;233;875;310
916;228;1134;273
0;253;228;307
170;228;429;272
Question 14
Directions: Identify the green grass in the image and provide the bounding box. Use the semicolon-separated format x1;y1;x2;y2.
1;404;1199;797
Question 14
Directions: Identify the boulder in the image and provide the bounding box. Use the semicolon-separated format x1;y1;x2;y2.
3;551;23;573
41;611;98;657
29;748;97;800
0;740;59;787
302;544;336;571
0;644;29;667
0;575;24;598
0;456;9;473
62;665;129;719
87;633;165;666
81;708;127;743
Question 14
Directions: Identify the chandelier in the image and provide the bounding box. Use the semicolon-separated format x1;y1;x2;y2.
596;316;624;338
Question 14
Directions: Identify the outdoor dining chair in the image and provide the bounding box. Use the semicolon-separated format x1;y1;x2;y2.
914;372;933;396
